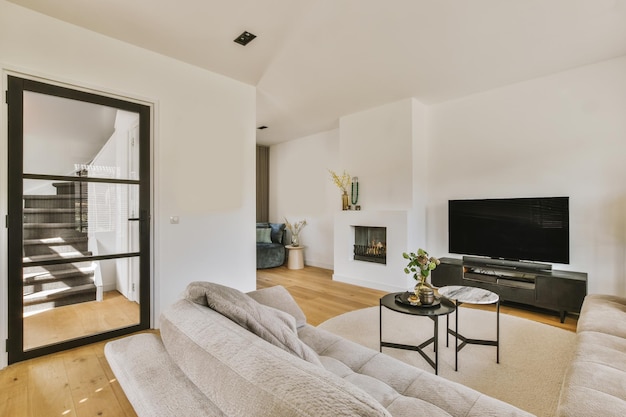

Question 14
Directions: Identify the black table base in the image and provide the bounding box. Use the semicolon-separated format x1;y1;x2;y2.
446;300;500;371
379;293;456;375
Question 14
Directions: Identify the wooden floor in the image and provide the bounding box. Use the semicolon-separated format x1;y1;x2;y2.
24;291;140;351
257;265;390;326
1;265;577;417
258;266;578;331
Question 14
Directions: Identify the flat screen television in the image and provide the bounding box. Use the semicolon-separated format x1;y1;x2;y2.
448;197;569;264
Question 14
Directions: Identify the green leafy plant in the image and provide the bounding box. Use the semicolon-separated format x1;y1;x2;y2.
403;248;440;282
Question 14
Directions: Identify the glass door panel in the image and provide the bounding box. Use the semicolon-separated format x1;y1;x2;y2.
7;75;150;362
23;92;140;181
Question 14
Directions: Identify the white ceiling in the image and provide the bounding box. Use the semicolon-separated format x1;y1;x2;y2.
9;0;626;145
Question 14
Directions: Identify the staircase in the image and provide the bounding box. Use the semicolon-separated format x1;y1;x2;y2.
22;181;99;314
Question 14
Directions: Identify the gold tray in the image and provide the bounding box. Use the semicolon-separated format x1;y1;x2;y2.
395;292;441;308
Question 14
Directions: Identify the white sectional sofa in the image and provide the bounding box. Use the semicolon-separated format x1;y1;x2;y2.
557;294;626;417
105;282;534;417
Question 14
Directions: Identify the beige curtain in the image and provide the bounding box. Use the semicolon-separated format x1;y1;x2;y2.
256;145;269;222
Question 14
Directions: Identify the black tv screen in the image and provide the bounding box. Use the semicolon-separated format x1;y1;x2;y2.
448;197;569;264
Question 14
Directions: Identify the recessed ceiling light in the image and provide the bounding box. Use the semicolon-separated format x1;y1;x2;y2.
234;31;257;46
257;125;268;130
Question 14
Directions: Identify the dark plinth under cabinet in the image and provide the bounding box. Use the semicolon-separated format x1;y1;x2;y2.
431;257;587;322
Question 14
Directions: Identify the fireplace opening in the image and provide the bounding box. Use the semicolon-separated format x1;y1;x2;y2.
354;226;386;264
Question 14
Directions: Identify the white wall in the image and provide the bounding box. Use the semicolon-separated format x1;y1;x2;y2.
339;99;415;211
332;99;429;290
88;110;138;295
269;130;340;269
427;55;626;295
0;1;257;368
270;99;430;273
270;56;626;297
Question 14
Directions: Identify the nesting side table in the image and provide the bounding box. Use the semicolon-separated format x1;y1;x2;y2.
438;285;500;371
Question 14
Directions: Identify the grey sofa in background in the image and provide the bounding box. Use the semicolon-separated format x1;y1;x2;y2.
256;222;286;269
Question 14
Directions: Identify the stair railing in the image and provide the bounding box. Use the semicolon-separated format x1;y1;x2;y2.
76;169;88;233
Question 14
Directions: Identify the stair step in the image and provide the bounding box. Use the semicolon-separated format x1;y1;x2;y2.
23;237;88;256
24;263;97;281
24;223;79;229
23;283;96;306
23;194;77;200
23;244;89;257
23;251;92;264
23;228;87;240
23;258;93;274
53;182;87;196
24;211;78;224
24;208;76;213
23;195;79;209
23;291;97;315
24;274;95;295
24;237;88;246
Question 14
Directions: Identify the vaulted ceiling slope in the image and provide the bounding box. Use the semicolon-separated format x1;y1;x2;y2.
9;0;626;145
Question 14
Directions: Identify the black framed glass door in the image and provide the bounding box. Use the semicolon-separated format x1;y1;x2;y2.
7;75;151;363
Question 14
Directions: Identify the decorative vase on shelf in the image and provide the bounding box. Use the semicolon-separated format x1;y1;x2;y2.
342;190;349;210
291;233;300;247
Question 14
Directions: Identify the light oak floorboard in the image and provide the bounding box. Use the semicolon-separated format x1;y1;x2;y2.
258;265;578;331
1;265;576;417
24;291;140;351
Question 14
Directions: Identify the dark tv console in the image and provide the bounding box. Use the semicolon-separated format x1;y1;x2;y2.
431;257;587;323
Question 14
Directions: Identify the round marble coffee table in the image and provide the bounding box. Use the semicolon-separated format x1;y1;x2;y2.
437;285;500;371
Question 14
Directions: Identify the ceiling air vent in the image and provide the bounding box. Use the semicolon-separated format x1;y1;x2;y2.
234;31;256;46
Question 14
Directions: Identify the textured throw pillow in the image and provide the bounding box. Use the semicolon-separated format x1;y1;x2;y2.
248;285;307;329
184;282;322;366
269;223;286;244
256;227;272;243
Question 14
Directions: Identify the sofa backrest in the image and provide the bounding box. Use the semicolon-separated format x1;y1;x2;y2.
160;298;390;417
256;222;286;244
247;285;308;328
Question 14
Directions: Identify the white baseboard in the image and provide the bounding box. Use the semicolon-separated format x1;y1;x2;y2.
303;260;334;270
332;273;405;293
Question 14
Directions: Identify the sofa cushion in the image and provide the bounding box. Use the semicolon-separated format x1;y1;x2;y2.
160;298;391;417
557;316;626;417
557;352;626;417
576;294;626;338
248;285;308;329
104;333;227;417
184;281;321;365
299;324;535;417
269;222;286;244
256;227;272;243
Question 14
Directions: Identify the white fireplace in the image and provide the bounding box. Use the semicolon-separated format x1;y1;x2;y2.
333;210;420;292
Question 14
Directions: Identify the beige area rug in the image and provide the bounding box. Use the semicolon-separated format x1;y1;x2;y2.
318;305;576;417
